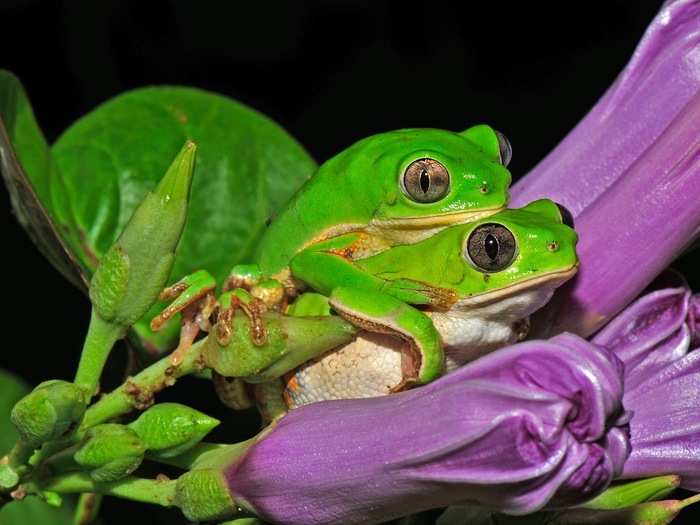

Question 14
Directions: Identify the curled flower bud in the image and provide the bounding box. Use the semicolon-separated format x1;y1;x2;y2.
10;380;87;447
202;312;357;382
73;424;145;482
217;335;629;525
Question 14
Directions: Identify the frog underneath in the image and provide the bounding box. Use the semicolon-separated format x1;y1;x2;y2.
282;199;578;408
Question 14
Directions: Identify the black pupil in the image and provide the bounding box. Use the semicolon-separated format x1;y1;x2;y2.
419;169;430;193
484;234;499;260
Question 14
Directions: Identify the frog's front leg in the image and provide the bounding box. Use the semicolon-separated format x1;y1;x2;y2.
329;287;444;388
290;233;430;305
150;269;217;365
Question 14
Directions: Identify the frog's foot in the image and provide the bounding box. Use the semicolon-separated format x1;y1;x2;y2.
215;289;269;347
212;372;254;410
150;270;217;366
328;287;444;389
513;316;531;341
224;264;290;312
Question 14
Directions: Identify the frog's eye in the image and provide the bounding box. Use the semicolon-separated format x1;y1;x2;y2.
402;158;450;203
465;223;517;272
494;130;512;167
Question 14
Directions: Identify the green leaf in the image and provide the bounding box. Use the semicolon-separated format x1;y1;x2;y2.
0;369;74;525
0;499;74;525
51;86;317;284
1;71;316;351
0;71;88;289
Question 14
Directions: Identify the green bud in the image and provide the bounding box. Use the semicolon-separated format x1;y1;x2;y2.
73;424;146;482
41;491;62;508
175;468;238;522
11;380;87;447
128;403;219;458
548;495;700;524
203;311;357;382
0;464;19;489
581;475;681;510
89;141;196;327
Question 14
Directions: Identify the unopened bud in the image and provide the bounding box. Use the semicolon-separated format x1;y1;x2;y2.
128;403;219;458
73;424;145;482
11;380;87;447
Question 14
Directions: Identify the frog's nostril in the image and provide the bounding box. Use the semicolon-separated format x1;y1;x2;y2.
555;203;575;228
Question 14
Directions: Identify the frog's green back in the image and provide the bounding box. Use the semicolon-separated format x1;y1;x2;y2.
254;127;512;274
355;200;578;297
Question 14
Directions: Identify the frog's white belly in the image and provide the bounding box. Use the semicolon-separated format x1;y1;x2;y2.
283;312;523;409
284;333;404;408
284;282;559;409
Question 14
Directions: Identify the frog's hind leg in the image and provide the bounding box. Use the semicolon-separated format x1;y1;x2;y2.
329;287;444;388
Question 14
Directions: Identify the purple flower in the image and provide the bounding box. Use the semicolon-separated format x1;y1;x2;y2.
511;0;700;337
225;336;630;525
592;286;700;490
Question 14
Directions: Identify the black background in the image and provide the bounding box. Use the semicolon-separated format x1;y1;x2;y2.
1;1;698;524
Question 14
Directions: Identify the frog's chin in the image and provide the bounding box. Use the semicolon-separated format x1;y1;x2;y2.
454;266;578;312
424;268;576;369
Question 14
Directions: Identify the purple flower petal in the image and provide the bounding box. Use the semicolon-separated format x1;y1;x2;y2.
621;350;700;490
589;287;700;489
225;336;628;525
531;90;700;337
511;0;700;216
593;287;691;391
510;0;700;338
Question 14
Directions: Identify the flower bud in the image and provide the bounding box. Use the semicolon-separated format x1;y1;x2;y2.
128;403;219;459
552;497;699;525
174;469;239;522
222;335;629;525
89;141;196;327
73;424;145;482
580;475;680;510
10;380;87;447
202;311;357;382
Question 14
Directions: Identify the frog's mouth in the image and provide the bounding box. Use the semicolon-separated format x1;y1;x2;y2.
456;265;579;308
367;206;505;245
370;206;505;231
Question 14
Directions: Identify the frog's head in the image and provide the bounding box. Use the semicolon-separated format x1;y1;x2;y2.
321;125;512;235
450;199;578;319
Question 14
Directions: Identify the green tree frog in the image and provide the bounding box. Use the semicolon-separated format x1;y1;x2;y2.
154;125;514;360
281;199;578;408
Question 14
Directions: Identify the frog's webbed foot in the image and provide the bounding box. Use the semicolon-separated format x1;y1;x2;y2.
212;372;254;410
215;288;269;347
150;270;217;366
225;264;291;312
329;287;444;389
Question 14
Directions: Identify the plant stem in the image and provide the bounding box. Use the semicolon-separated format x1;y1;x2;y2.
73;493;102;525
6;441;34;472
81;338;205;429
148;439;256;471
40;473;176;508
74;310;125;395
34;339;207;468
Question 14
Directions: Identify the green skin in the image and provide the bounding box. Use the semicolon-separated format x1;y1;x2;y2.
254;124;512;276
288;199;578;386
